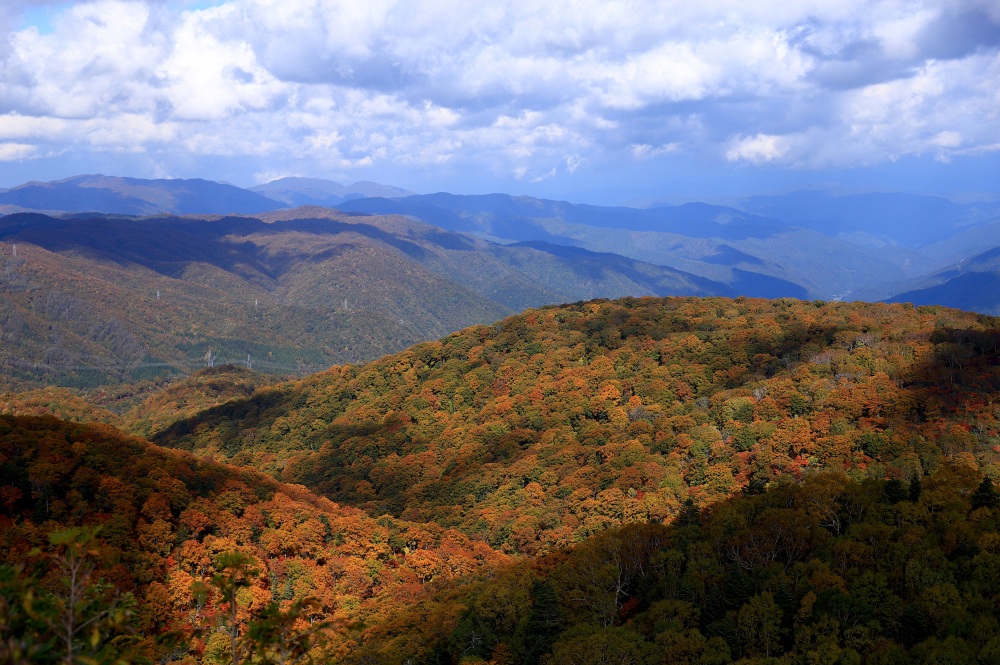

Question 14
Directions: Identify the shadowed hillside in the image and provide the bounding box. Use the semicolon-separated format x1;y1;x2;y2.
345;464;1000;664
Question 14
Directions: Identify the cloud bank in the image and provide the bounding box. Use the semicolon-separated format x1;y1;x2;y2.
0;0;998;197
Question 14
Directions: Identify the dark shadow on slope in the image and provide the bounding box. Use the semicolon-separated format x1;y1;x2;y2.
887;272;1000;314
0;212;476;282
728;269;809;299
0;213;277;281
509;241;732;296
701;245;765;266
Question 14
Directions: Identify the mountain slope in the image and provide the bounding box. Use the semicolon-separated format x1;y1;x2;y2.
0;210;731;390
887;246;1000;314
335;193;925;299
152;296;1000;554
0;414;508;662
348;465;1000;665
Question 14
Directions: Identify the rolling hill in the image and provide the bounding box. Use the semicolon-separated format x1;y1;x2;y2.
0;414;509;663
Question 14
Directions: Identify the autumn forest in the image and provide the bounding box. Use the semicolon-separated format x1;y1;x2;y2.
3;293;1000;664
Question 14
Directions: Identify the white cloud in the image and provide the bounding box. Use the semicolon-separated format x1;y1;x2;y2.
0;0;996;191
726;134;791;163
630;143;680;159
0;142;37;161
932;131;962;148
832;51;1000;165
531;168;557;183
0;113;67;139
565;154;583;173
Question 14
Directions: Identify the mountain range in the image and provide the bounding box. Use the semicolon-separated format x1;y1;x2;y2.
333;191;1000;305
2;174;996;305
0;207;734;390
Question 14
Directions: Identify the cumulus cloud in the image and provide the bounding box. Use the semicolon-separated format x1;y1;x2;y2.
0;0;996;192
0;142;38;161
726;134;791;163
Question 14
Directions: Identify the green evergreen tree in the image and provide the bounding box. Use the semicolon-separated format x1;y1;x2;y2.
882;478;908;504
0;564;56;665
43;527;134;665
0;528;135;665
972;476;999;510
514;581;563;665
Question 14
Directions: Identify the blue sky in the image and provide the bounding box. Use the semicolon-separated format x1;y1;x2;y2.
0;0;998;205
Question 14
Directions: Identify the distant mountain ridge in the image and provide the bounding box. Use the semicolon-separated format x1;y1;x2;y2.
333;193;922;300
0;208;731;390
1;174;998;310
0;174;284;215
249;176;414;207
739;190;1000;247
337;192;787;239
887;245;1000;314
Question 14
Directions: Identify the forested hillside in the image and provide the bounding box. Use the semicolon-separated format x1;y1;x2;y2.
0;415;508;663
2;295;1000;665
348;465;1000;664
0;210;726;391
154;297;1000;555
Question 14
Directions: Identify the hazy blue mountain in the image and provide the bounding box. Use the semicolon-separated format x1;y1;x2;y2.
338;193;788;240
335;193;924;299
0;174;285;216
739;190;1000;247
2;175;997;310
888;272;1000;314
886;246;1000;314
918;218;1000;269
250;177;414;207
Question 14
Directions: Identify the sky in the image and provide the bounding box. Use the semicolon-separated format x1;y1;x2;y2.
0;0;998;205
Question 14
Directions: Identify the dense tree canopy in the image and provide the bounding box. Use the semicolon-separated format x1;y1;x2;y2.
0;415;508;663
155;297;1000;553
348;465;1000;665
3;295;1000;664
